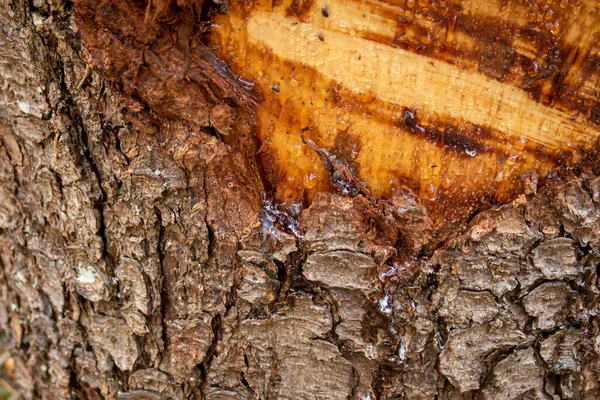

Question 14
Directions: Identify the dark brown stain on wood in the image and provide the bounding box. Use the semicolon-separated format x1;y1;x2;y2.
73;0;600;243
286;0;314;21
206;0;600;241
334;0;600;124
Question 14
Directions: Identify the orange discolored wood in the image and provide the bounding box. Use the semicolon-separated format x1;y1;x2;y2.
208;0;600;233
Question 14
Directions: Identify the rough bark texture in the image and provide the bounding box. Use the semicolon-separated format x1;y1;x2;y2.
0;1;599;399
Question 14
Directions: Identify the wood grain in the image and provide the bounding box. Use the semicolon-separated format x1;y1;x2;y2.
209;0;600;232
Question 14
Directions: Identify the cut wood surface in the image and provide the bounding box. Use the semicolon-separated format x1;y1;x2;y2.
209;0;600;232
1;0;600;399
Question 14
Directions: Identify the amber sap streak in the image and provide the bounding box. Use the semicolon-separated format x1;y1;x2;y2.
209;0;600;228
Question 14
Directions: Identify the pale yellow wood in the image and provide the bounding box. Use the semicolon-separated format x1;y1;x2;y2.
210;0;600;226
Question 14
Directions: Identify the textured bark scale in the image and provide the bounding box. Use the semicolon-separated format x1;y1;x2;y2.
0;0;599;399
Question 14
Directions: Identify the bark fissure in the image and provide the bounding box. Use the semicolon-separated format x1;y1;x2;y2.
197;313;222;395
153;205;169;366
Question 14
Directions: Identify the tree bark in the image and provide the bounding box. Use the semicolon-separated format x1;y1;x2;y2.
0;1;599;399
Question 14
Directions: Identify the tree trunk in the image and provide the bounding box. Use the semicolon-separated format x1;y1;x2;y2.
0;0;599;399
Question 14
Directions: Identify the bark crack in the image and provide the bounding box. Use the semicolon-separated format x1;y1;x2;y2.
154;206;169;354
196;313;222;396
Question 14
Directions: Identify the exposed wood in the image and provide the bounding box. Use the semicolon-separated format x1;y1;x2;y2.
0;0;600;399
209;0;600;234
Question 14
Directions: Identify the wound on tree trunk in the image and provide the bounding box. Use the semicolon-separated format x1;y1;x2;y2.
0;0;600;399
